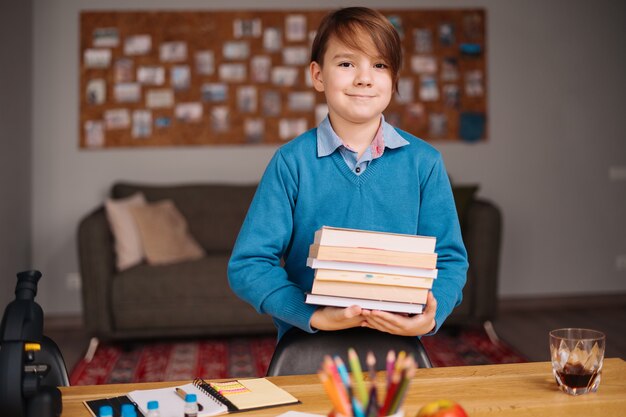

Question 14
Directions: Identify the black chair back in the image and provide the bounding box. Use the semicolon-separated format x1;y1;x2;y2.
266;327;432;376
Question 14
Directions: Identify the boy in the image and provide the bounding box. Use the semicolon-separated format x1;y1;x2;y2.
228;7;468;340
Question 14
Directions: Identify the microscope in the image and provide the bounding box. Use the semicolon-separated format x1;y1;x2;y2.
0;270;66;417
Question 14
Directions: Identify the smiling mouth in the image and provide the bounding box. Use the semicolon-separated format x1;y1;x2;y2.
346;94;376;98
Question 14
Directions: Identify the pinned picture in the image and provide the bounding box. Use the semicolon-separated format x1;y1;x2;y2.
171;65;191;90
86;79;106;105
132;110;152;138
84;120;105;147
395;78;414;104
262;90;281;116
195;51;215;75
263;27;282;52
137;66;165;85
155;117;171;128
386;15;404;39
465;70;484;97
244;118;264;143
114;58;134;83
219;63;247;82
441;57;459;81
411;55;437;74
304;68;313;87
279;118;307;140
288;91;315;112
285;14;306;41
104;109;131;130
250;56;271;83
223;41;250;60
315;103;329;125
160;41;187;62
93;27;119;48
124;35;151;56
419;75;439;101
114;83;141;103
175;102;203;123
201;83;228;102
234;18;262;38
84;49;111;68
413;29;433;53
146;89;174;108
211;106;229;132
404;103;426;128
283;46;309;66
439;23;455;46
429;112;448;137
237;86;257;113
443;84;460;108
463;12;483;40
272;67;298;86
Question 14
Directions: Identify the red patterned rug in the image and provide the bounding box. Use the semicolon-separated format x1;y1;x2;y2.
70;327;526;385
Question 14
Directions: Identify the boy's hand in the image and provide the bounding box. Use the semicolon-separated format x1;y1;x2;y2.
310;305;365;331
360;291;437;336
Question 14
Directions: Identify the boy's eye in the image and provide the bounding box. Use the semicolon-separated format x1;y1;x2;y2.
338;62;353;67
374;63;388;69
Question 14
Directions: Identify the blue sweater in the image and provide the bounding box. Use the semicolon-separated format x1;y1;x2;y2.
228;127;468;339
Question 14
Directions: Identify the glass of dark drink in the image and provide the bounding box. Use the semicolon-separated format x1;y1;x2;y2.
549;328;605;395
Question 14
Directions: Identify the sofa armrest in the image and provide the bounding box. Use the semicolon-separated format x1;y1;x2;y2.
77;207;116;338
462;198;502;322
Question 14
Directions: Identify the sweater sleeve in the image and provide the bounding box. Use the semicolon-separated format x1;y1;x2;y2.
227;149;318;332
417;155;469;334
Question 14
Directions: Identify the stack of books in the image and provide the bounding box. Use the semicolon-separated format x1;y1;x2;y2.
305;226;438;314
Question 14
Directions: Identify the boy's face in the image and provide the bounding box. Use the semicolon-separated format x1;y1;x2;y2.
310;33;393;128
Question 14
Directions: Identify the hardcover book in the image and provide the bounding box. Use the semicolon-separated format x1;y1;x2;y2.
309;244;437;269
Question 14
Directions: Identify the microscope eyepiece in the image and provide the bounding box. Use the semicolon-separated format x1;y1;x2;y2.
15;270;42;300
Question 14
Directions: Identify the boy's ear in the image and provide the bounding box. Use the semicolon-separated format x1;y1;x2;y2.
310;61;325;92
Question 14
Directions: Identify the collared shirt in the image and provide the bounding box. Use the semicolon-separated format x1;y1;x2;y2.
316;115;410;175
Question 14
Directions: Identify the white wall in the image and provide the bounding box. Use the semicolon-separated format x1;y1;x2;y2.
1;0;32;309
31;0;626;314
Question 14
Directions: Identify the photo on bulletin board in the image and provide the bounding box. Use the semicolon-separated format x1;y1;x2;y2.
79;9;487;148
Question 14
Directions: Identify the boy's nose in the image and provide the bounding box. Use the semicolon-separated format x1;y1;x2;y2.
354;69;373;87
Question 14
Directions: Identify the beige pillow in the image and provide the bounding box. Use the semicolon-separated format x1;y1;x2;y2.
129;200;205;265
105;192;147;271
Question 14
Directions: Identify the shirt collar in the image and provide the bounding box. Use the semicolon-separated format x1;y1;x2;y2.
317;115;409;158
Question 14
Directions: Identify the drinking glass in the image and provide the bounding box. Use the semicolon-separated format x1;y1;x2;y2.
549;328;605;395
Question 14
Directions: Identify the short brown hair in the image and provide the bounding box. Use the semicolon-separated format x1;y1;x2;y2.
310;7;402;90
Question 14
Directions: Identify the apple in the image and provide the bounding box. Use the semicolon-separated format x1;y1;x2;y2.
416;399;468;417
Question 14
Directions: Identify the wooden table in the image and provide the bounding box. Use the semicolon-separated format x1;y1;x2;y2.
60;358;626;417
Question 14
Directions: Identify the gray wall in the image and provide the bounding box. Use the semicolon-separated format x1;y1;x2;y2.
0;1;33;309
29;0;626;314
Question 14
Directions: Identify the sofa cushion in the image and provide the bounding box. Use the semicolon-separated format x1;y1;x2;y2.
112;183;257;252
111;256;275;333
104;192;147;271
130;199;205;265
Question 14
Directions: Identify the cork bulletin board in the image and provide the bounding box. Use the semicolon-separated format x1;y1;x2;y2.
80;9;487;148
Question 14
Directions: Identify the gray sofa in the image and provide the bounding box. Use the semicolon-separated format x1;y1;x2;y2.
78;182;501;341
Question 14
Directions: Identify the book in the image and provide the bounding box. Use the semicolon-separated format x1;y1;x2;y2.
309;244;437;269
314;269;434;289
305;293;424;314
306;258;438;279
104;378;300;417
311;280;429;304
314;226;436;253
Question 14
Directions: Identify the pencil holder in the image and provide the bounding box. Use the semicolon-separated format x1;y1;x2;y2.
330;410;404;417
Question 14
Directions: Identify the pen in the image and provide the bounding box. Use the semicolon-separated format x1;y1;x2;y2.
175;388;204;411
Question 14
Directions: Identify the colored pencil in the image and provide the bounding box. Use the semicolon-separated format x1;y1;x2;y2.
385;350;395;386
319;370;346;415
389;356;416;415
379;361;402;417
324;355;352;416
348;348;369;405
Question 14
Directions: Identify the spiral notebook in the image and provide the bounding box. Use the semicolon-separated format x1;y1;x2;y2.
126;377;299;416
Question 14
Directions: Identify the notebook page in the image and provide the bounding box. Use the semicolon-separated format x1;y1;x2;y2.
215;378;299;410
128;382;227;417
